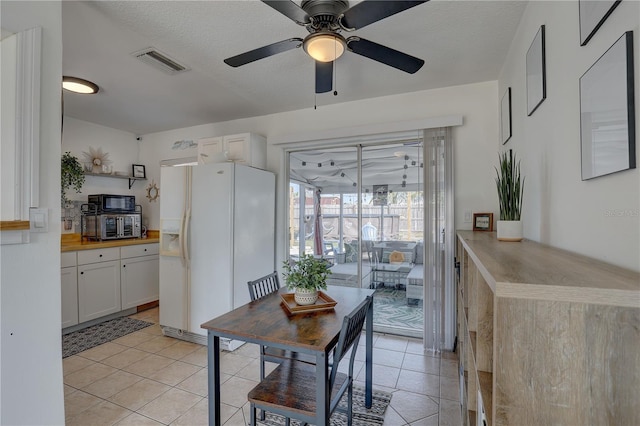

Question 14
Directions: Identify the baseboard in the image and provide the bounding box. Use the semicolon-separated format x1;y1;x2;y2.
160;326;245;351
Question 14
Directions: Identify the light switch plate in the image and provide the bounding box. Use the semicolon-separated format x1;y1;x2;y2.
29;207;48;233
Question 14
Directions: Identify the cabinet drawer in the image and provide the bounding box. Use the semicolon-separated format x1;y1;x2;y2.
61;251;77;268
77;247;120;265
121;243;159;259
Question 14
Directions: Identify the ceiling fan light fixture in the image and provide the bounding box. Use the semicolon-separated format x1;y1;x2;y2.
303;32;345;62
62;76;99;94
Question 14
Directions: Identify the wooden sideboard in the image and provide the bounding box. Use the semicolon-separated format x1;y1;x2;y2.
456;230;639;426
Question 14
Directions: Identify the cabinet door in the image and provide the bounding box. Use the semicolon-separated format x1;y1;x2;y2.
197;136;224;164
61;266;78;328
78;260;121;323
223;134;248;163
121;255;159;309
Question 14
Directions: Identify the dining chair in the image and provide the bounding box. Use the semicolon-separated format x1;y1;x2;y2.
247;272;315;377
248;295;372;426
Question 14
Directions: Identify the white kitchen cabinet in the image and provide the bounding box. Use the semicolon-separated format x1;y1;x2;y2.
77;247;121;323
61;252;78;328
197;136;223;164
198;133;266;169
121;244;159;309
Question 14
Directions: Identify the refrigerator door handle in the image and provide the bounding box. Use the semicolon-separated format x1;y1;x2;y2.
183;207;191;266
178;215;186;267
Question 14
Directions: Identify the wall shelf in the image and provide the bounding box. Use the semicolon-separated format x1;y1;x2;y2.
84;172;146;189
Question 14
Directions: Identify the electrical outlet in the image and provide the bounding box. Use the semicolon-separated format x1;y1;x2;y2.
464;211;472;223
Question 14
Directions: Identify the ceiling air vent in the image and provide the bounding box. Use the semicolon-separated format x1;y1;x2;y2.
132;48;190;75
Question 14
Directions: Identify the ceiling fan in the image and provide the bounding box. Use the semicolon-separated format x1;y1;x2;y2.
224;0;428;94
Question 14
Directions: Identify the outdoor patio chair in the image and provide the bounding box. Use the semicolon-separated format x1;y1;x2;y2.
362;222;378;260
248;295;372;426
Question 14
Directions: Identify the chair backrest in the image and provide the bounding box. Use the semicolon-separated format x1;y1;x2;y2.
329;296;372;387
247;271;280;301
362;222;377;241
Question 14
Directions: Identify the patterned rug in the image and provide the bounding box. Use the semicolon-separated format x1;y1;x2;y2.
373;287;423;332
256;385;391;426
62;317;153;358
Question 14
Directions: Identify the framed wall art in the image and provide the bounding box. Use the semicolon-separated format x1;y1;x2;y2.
526;25;546;116
501;87;512;145
473;213;494;232
132;164;146;179
580;31;635;180
579;0;621;46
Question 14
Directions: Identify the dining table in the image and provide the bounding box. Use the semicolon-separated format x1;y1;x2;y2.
200;285;375;426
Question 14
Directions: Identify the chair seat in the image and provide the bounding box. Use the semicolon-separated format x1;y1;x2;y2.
263;347;316;365
248;361;348;418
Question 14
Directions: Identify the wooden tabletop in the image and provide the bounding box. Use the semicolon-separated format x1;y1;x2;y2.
201;285;374;353
457;230;639;306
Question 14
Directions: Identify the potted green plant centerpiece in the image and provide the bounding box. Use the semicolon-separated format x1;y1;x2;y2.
495;149;525;241
282;253;332;305
61;152;85;206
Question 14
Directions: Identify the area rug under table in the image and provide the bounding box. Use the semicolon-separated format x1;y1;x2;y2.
256;385;391;426
62;317;153;358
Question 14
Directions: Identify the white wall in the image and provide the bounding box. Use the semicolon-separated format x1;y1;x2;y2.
1;34;17;219
498;1;639;271
0;1;65;424
139;81;500;267
61;117;153;227
62;116;140;200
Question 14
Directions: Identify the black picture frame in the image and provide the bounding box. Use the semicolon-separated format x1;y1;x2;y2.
132;164;146;178
526;25;546;116
501;87;512;145
579;31;635;180
579;0;622;46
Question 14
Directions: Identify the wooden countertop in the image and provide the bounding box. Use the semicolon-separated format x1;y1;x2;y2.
457;230;640;307
61;231;159;252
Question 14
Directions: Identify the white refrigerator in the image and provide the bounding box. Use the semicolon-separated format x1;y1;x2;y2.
159;160;275;350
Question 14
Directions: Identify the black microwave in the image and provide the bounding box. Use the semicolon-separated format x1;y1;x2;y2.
88;194;136;213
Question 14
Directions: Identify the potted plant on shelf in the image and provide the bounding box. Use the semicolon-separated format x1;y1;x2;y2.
282;253;332;305
495;149;525;241
61;151;85;206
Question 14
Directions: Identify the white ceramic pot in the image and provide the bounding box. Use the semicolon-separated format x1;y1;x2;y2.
496;220;523;242
294;288;319;305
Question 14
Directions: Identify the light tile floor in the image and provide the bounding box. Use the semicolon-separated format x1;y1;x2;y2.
63;307;462;425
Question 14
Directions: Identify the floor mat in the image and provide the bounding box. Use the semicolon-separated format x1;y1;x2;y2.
373;287;423;333
62;317;153;358
256;384;391;426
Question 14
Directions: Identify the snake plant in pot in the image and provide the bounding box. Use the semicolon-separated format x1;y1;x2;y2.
282;253;332;305
495;149;525;241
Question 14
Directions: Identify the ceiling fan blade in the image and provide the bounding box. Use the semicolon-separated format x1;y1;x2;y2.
224;38;303;67
316;61;333;94
261;1;310;25
341;1;428;30
347;38;424;74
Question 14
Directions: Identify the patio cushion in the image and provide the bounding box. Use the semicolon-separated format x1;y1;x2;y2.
382;249;414;264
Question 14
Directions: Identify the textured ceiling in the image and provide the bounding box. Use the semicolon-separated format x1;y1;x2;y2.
61;1;527;135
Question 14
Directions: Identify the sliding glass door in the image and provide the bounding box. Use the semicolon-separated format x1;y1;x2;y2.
287;138;427;338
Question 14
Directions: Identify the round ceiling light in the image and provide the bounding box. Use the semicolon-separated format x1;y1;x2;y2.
303;32;346;63
62;76;99;94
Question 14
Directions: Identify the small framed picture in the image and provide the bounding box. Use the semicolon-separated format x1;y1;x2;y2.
132;164;146;178
473;213;494;232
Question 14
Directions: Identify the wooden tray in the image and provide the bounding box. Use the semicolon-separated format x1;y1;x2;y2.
280;291;337;315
